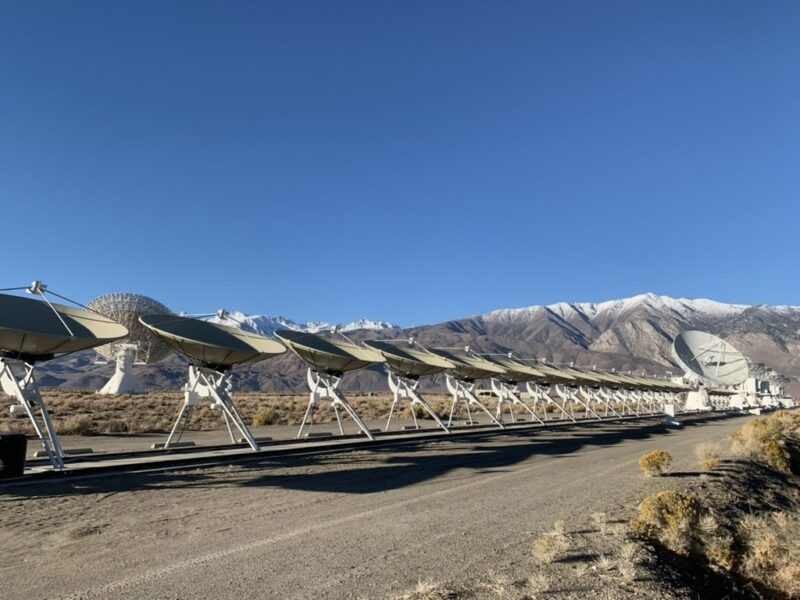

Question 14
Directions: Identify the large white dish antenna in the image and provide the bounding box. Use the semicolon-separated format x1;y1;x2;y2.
87;293;173;364
672;330;749;386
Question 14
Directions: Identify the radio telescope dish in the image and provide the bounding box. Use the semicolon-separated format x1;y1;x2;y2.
0;286;128;470
275;329;384;376
274;329;384;441
429;347;506;382
87;292;173;395
672;330;749;386
364;339;453;433
364;339;454;378
141;315;286;370
140;314;286;452
430;347;506;429
0;293;128;360
480;354;544;383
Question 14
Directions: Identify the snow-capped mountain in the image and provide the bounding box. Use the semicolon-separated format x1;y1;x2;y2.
484;293;751;323
35;293;800;395
206;311;399;335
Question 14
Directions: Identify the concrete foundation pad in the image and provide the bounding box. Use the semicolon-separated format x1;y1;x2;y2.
151;441;196;449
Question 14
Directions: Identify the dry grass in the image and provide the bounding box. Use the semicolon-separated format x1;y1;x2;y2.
696;513;735;572
737;510;800;597
630;490;701;555
0;390;464;436
481;574;516;599
58;415;96;435
525;573;549;593
694;442;723;471
638;449;673;477
531;521;570;564
393;580;454;600
252;407;279;426
591;511;610;535
617;542;641;582
730;410;800;473
0;388;588;437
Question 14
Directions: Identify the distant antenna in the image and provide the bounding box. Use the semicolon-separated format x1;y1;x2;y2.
672;330;749;386
87;293;173;395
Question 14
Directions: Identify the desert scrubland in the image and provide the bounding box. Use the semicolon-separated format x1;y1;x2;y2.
0;389;594;437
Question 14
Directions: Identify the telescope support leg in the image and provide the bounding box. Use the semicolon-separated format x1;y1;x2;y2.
0;359;65;470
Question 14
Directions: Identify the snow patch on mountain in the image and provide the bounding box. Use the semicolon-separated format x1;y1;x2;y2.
206;312;399;335
484;293;754;323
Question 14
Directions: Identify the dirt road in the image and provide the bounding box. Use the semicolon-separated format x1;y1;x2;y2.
0;413;748;599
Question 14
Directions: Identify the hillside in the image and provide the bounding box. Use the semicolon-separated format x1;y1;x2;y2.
34;293;800;395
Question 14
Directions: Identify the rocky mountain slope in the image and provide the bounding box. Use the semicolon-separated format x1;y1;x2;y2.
34;294;800;395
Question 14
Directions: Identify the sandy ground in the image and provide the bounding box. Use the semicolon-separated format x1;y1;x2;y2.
0;413;750;600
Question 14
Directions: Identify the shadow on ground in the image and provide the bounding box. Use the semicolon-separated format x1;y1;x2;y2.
0;413;741;499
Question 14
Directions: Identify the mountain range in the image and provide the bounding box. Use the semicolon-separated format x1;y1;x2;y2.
34;293;800;396
205;311;399;335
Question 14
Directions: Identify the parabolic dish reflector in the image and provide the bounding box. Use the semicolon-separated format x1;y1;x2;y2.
275;329;384;375
365;340;455;378
430;347;507;381
480;354;544;383
140;314;286;370
672;330;749;386
568;366;624;388
522;362;577;384
87;292;173;363
0;293;129;360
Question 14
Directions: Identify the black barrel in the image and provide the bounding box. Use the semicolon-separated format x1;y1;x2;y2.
0;434;27;478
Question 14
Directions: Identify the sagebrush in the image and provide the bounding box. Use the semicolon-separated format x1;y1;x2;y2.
638;449;673;476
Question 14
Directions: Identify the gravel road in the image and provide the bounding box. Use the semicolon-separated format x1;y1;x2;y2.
0;413;749;599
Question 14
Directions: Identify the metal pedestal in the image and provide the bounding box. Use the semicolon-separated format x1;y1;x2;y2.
385;372;449;433
525;383;576;422
554;384;601;420
298;369;374;440
0;358;64;470
98;343;141;395
491;379;543;424
164;365;260;452
445;375;503;429
580;387;622;418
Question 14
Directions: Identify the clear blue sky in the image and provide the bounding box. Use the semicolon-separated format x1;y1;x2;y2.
2;1;798;326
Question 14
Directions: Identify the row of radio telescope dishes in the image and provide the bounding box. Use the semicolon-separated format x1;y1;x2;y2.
0;282;792;470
